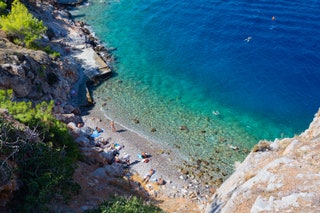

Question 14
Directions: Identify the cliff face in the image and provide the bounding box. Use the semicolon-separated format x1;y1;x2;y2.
206;109;320;213
0;37;79;103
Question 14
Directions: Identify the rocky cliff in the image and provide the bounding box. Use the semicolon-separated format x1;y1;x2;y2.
0;37;79;103
0;0;122;209
205;109;320;212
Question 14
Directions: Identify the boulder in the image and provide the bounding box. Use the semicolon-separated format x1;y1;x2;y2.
104;164;124;177
75;136;91;147
63;104;76;114
99;150;118;165
92;168;107;178
0;37;79;104
55;113;80;124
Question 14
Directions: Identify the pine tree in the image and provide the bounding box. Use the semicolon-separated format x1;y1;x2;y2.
0;0;47;47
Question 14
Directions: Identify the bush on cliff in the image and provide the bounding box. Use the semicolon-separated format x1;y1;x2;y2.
86;195;164;213
0;0;47;48
0;89;81;211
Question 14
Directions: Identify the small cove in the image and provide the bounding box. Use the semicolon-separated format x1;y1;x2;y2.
70;0;320;175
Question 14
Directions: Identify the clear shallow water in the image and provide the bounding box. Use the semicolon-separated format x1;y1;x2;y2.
71;0;320;169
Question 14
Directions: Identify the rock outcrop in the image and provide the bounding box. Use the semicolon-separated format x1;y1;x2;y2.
0;37;79;104
205;109;320;212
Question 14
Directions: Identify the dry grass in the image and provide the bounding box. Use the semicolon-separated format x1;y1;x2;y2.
252;140;271;152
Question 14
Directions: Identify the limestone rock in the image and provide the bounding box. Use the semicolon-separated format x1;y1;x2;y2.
75;136;91;147
205;108;320;213
0;38;78;104
104;164;125;177
92;168;107;178
55;113;81;125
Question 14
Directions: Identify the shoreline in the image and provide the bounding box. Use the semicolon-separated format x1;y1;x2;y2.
80;105;189;191
73;75;210;211
75;100;208;212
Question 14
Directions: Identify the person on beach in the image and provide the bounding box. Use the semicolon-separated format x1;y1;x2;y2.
122;153;131;166
142;158;150;163
77;122;84;128
142;169;155;183
141;152;151;158
115;154;121;163
139;152;151;163
95;126;104;133
156;177;166;185
110;120;116;132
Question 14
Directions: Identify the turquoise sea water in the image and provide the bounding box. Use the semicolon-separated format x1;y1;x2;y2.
70;0;320;169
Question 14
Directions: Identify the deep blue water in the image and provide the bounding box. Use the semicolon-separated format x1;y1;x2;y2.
71;0;320;168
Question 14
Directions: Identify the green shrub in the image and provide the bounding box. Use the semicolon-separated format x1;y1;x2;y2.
0;89;81;211
13;141;80;212
51;51;61;59
0;0;47;48
43;45;52;53
86;195;164;213
43;45;61;59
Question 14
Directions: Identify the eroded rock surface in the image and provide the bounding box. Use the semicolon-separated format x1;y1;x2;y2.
0;38;79;103
206;109;320;212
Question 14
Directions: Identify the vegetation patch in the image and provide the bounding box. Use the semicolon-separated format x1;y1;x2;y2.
0;0;47;48
0;89;81;211
85;195;164;213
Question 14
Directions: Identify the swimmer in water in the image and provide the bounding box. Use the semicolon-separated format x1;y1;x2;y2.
212;110;220;116
272;16;275;21
244;36;252;42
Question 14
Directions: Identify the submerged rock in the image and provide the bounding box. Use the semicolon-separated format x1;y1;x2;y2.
179;125;188;131
133;118;140;124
